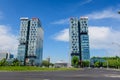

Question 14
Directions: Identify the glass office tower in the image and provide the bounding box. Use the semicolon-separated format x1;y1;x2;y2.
69;17;80;57
70;17;90;62
80;17;90;61
17;17;44;66
17;17;29;65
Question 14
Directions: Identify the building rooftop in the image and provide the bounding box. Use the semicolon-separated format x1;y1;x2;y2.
56;60;67;63
80;17;88;19
20;17;29;20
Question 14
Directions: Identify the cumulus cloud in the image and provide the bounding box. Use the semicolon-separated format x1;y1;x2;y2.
86;8;120;20
0;25;18;56
89;26;120;49
53;26;120;56
53;28;69;42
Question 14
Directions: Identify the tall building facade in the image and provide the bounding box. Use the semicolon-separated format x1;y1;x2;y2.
69;17;90;62
17;17;44;66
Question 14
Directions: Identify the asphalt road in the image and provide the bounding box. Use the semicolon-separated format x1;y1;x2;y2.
0;68;120;80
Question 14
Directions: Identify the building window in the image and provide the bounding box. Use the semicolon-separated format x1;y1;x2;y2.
32;24;34;26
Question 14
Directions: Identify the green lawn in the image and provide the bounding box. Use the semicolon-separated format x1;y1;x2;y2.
0;66;79;71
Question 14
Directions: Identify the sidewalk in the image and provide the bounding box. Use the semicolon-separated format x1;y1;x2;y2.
106;68;120;71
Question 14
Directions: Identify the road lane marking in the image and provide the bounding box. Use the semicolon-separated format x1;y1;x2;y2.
104;74;120;78
43;79;50;80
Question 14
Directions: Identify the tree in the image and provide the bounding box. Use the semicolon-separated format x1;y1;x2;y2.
0;58;8;66
42;60;50;67
91;56;120;68
103;61;107;67
94;61;103;67
94;61;99;67
82;61;90;67
49;63;54;67
118;59;120;69
71;56;79;68
12;58;21;66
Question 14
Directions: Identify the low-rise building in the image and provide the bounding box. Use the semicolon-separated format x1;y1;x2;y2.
54;60;68;68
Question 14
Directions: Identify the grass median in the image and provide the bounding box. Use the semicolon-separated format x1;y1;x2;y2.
0;66;79;72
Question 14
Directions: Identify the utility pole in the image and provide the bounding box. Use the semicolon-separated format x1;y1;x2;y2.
107;60;109;69
112;42;120;69
105;50;109;69
112;42;120;57
117;11;120;69
68;50;71;68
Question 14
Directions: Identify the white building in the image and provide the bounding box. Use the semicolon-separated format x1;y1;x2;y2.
54;60;68;68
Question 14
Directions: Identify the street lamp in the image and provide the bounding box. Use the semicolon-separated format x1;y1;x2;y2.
112;42;120;57
106;51;109;69
107;60;109;69
112;42;120;56
112;42;120;69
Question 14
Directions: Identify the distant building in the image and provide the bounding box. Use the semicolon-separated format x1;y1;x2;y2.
6;53;14;59
0;52;14;60
69;17;90;62
54;60;68;68
17;17;44;66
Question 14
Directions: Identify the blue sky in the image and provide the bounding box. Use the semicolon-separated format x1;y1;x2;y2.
0;0;120;63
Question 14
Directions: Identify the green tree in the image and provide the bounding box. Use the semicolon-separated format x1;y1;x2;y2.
42;60;50;67
71;56;79;68
0;58;8;66
92;56;120;68
118;59;120;69
103;61;107;67
49;63;54;67
82;61;90;67
94;61;100;67
12;58;21;66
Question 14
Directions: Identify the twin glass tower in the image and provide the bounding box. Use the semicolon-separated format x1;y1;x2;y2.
17;16;89;66
69;17;90;62
17;17;44;66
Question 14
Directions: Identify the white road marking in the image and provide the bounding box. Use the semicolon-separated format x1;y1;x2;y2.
104;74;120;78
43;79;50;80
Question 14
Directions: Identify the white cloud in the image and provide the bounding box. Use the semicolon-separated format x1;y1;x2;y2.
51;7;120;25
0;25;18;56
53;28;69;42
89;26;120;49
86;8;120;20
53;26;120;56
50;18;69;25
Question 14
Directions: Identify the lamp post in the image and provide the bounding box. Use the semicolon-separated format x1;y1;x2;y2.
112;42;120;57
112;42;120;69
106;51;109;69
117;11;120;69
107;60;109;69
